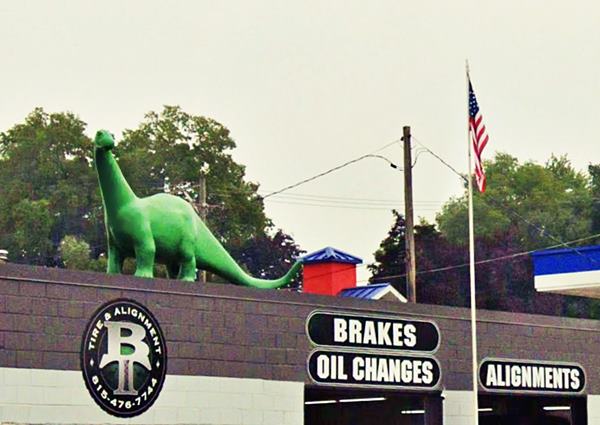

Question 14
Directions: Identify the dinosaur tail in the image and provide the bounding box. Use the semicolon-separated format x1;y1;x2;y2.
236;260;303;289
196;227;303;289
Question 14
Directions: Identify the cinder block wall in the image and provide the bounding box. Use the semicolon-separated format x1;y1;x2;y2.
442;390;476;425
0;264;315;381
2;263;600;389
1;263;600;423
0;367;303;424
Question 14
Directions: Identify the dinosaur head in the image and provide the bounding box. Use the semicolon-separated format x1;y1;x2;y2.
94;130;116;150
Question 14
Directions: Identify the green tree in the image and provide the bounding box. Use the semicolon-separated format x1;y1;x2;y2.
371;211;582;317
228;228;305;288
9;199;54;264
59;235;92;270
0;106;302;277
437;153;592;250
0;109;101;265
369;212;469;306
368;210;406;292
117;106;301;276
588;163;600;238
370;154;598;318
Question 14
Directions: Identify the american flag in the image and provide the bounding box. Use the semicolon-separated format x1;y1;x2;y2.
468;78;489;192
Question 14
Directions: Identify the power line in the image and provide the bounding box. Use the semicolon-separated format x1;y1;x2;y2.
268;199;442;211
411;147;430;168
164;184;449;210
190;182;597;208
365;232;600;284
152;182;600;207
263;154;401;199
268;200;396;211
411;135;598;264
411;137;465;179
371;139;403;154
259;192;413;203
267;193;443;206
263;138;403;199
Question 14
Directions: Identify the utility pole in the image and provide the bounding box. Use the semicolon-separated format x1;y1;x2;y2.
198;174;207;222
403;126;417;302
198;174;207;283
178;171;210;282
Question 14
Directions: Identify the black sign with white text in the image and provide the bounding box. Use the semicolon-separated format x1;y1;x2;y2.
479;359;585;394
81;299;167;418
308;350;441;389
306;311;439;352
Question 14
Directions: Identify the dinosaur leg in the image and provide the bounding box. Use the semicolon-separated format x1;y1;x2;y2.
178;248;197;282
133;238;156;279
107;243;124;274
166;263;180;279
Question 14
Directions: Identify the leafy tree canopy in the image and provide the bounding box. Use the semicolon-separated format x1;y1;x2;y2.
437;153;592;250
117;106;269;246
0;108;100;265
0;107;302;279
60;235;93;271
371;211;593;317
369;211;469;307
372;153;600;319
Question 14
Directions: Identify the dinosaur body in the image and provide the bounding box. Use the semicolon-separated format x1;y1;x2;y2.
94;130;301;288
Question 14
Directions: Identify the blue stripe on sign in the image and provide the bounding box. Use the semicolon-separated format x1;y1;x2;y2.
531;245;600;275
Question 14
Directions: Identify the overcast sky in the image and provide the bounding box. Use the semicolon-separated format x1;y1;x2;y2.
1;1;599;283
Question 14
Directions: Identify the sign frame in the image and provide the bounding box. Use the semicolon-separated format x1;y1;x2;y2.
305;310;441;354
80;298;168;418
478;357;586;395
306;348;442;391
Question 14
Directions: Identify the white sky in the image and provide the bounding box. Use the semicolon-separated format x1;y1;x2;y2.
1;1;599;283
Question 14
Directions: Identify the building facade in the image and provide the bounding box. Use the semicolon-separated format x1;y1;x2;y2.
0;263;598;424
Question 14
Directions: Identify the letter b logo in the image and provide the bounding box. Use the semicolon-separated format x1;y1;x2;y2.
100;321;152;395
82;299;167;418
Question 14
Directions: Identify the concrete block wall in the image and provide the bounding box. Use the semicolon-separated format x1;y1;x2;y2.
442;390;475;425
587;395;600;423
0;367;303;424
3;264;600;422
4;264;600;392
0;264;315;381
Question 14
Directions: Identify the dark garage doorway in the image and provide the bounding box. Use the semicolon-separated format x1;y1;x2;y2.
305;386;442;425
479;394;587;425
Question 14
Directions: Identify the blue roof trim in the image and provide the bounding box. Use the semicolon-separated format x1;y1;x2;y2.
301;246;363;265
530;244;600;257
531;244;600;276
339;283;392;299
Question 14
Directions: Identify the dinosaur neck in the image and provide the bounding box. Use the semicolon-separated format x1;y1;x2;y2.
94;148;137;216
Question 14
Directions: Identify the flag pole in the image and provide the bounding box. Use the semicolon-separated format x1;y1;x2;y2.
466;59;480;425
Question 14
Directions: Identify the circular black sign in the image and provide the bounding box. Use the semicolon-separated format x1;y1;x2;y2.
81;299;167;418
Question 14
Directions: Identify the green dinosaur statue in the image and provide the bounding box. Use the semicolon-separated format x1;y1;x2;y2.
93;130;302;288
